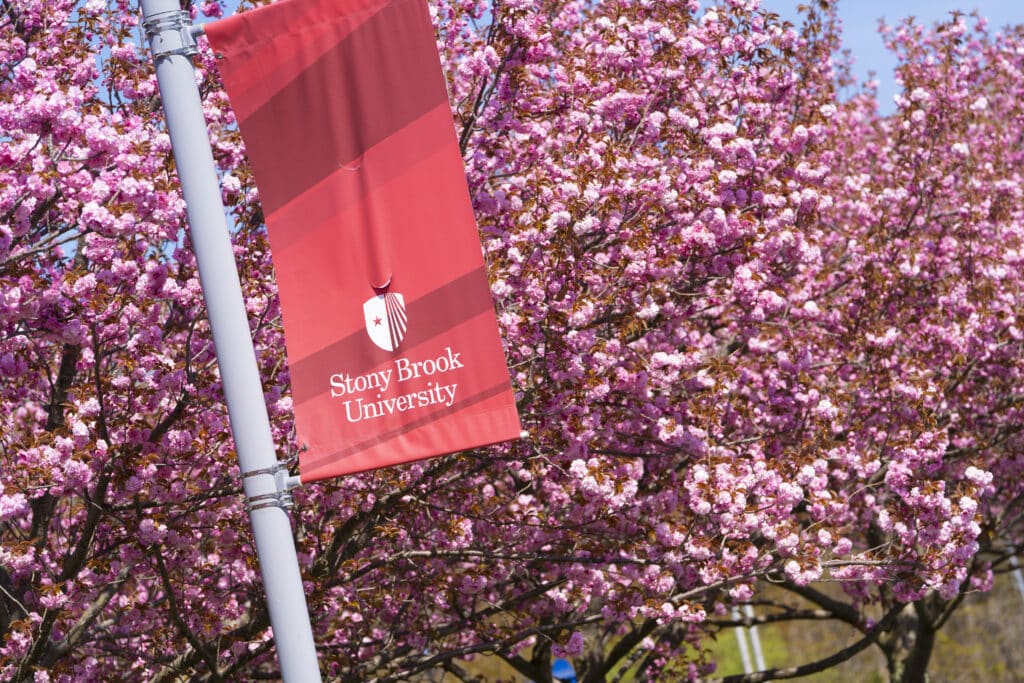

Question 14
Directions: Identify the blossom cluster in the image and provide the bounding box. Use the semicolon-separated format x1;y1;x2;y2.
1;0;1022;680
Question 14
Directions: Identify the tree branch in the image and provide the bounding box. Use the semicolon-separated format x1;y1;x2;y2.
710;605;903;683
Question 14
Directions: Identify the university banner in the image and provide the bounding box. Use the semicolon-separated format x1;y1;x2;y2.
206;0;522;482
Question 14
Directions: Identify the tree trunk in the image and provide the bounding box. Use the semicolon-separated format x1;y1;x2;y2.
880;602;937;683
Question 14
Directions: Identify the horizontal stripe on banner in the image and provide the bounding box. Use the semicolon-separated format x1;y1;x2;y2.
300;383;517;476
288;266;494;405
206;0;391;120
237;0;447;216
264;102;453;257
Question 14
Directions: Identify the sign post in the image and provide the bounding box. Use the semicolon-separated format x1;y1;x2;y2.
139;2;321;680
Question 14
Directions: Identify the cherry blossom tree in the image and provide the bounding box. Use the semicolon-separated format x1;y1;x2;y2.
1;0;1022;681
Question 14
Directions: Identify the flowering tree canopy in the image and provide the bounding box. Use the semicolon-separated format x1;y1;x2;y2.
1;0;1022;681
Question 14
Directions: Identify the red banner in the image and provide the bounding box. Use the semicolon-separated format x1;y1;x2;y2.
206;0;521;482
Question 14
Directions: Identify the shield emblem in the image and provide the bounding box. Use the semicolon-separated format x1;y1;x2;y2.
363;292;407;351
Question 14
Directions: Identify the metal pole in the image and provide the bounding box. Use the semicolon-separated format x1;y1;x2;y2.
743;603;766;671
1011;554;1024;604
139;4;321;680
731;607;754;674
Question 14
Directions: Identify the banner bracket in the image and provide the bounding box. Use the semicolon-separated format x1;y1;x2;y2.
242;463;302;510
142;9;198;59
245;489;294;512
240;462;290;480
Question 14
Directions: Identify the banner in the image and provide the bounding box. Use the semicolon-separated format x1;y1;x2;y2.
206;0;521;482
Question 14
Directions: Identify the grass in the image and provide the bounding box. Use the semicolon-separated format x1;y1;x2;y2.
416;572;1024;681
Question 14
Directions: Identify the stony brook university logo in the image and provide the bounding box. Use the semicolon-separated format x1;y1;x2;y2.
363;291;407;352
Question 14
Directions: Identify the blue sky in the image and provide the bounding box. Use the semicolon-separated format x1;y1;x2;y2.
759;0;1022;112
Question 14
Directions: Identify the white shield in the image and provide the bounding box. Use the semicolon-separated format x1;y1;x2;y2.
363;292;407;352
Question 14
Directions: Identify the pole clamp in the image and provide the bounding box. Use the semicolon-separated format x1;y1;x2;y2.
246;489;294;512
241;462;301;511
142;10;198;58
